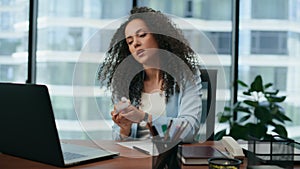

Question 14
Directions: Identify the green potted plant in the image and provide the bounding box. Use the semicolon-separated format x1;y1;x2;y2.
215;75;292;141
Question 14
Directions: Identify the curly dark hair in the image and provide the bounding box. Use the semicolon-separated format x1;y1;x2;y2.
97;7;199;107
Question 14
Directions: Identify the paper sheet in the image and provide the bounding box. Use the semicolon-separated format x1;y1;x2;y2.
117;139;158;155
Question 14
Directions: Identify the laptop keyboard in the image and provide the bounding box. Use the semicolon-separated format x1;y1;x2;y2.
63;152;87;160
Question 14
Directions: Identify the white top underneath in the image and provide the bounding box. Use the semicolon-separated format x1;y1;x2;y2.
137;91;166;139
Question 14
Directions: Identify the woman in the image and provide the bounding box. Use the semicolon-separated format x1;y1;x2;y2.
98;7;202;143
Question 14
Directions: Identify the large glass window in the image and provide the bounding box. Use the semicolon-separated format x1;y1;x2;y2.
140;0;233;137
0;0;28;83
34;0;232;140
3;0;299;143
36;0;132;139
239;0;300;142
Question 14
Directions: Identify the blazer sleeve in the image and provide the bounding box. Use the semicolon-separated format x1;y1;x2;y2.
112;123;138;141
152;69;203;143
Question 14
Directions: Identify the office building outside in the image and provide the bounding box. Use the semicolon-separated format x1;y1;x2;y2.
0;0;299;141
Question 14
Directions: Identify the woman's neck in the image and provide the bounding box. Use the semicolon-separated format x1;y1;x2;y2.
143;68;162;93
144;68;160;81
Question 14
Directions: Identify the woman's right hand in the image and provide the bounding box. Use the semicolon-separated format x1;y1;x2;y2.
111;109;133;138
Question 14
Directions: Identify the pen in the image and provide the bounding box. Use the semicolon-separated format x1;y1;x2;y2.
133;146;150;155
147;123;158;136
172;126;181;140
164;119;173;140
173;121;188;141
161;124;167;134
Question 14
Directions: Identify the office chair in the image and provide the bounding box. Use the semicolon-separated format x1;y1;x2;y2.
198;69;218;141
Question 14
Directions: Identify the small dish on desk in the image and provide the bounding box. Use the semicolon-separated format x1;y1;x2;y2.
208;157;242;169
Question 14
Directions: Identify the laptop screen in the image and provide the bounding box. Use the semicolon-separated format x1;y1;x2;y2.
0;83;118;167
0;83;65;166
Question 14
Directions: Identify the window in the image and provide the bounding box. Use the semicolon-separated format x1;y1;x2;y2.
142;0;233;138
138;0;185;17
205;32;232;54
251;31;288;55
198;0;232;20
249;67;287;91
240;0;300;141
36;0;132;140
0;1;28;83
252;0;288;19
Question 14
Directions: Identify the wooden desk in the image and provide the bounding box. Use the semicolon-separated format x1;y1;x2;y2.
0;140;298;169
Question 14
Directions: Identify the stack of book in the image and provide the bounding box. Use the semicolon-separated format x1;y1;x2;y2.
178;145;226;165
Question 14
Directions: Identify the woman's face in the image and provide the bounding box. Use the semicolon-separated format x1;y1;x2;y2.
125;19;159;66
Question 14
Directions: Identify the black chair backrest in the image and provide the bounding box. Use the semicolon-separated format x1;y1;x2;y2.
199;69;217;141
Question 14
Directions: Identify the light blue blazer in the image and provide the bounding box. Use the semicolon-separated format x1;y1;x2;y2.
112;70;202;143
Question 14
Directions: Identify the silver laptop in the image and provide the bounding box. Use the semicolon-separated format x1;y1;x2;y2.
0;83;119;167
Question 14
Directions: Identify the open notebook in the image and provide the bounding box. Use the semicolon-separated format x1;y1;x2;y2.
0;83;119;167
